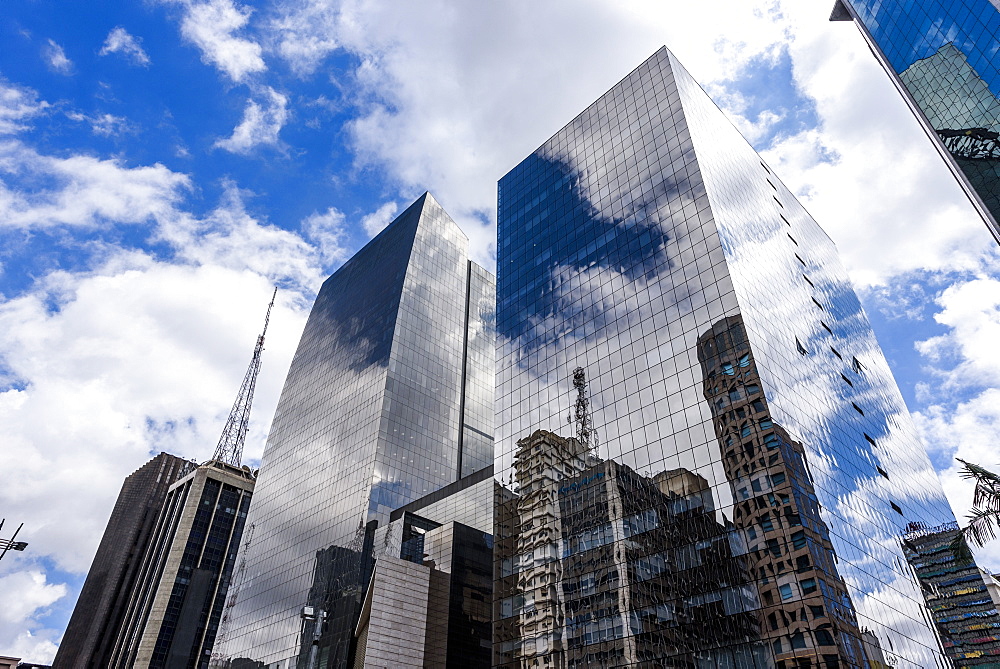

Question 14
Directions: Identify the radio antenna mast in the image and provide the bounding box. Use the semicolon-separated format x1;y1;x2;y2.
212;288;276;467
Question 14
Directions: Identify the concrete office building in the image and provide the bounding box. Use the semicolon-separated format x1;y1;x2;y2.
54;453;195;669
108;460;255;668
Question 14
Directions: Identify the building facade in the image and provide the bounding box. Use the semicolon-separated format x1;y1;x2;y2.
495;46;957;668
832;0;1000;244
211;193;495;668
54;452;195;669
902;522;1000;666
352;466;494;669
108;460;255;668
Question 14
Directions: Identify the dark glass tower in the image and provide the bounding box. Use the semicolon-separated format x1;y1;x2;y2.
495;47;957;668
54;453;195;669
832;0;1000;244
212;193;495;668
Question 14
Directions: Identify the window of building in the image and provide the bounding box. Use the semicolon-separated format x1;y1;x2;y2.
796;338;807;355
890;501;903;515
830;347;842;360
877;466;889;479
788;233;798;245
840;373;853;387
779;583;794;600
852;402;864;416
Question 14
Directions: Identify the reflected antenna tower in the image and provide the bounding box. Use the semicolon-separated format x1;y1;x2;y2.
211;288;276;467
569;366;599;457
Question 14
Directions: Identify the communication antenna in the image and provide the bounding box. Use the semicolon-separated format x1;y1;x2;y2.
212;288;277;467
572;367;599;457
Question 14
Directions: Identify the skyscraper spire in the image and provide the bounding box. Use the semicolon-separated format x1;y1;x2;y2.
211;288;276;467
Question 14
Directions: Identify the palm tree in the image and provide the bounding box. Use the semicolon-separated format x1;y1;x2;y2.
951;459;1000;561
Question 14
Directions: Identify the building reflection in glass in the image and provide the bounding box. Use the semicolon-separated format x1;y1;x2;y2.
832;0;1000;243
698;315;868;667
494;427;766;668
901;522;1000;666
495;46;958;668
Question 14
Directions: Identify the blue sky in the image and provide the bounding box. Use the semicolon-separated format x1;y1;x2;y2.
1;0;998;662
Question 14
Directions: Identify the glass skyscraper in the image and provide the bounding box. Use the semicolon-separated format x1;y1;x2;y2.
211;193;495;667
494;47;957;668
832;0;1000;244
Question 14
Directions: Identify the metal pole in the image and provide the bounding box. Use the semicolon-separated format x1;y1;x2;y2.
0;522;24;562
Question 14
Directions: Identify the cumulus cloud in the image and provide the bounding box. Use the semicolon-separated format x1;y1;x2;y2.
0;79;49;135
0;149;324;655
156;180;324;288
916;277;1000;389
214;87;289;154
99;27;151;66
167;0;266;82
360;201;398;237
0;569;64;662
42;39;73;75
302;206;350;266
0;140;191;229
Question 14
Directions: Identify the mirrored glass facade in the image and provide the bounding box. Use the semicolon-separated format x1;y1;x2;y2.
211;193;495;668
833;0;1000;243
495;47;957;668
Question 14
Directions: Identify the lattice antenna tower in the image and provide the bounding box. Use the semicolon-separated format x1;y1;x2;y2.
212;288;276;467
569;366;599;458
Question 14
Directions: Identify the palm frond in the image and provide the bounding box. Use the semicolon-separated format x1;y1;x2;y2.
957;459;1000;511
963;506;1000;548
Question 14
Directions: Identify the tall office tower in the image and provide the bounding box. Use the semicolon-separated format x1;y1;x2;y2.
109;460;256;668
495;46;958;668
831;0;1000;244
901;522;1000;665
54;453;195;669
212;193;496;668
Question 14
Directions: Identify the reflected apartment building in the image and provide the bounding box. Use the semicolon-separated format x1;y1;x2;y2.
831;0;1000;244
494;47;958;668
902;522;1000;665
210;193;495;668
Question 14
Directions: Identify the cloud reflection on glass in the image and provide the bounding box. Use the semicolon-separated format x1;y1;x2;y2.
495;47;956;668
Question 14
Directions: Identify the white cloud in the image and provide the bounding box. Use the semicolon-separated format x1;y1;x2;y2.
66;111;131;136
214;87;289;154
156;179;325;289
0;570;64;663
302;206;350;266
42;39;73;75
168;0;266;82
99;27;151;66
360;200;397;237
0;79;49;135
916;277;1000;389
914;389;1000;571
0;140;191;229
268;0;339;76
